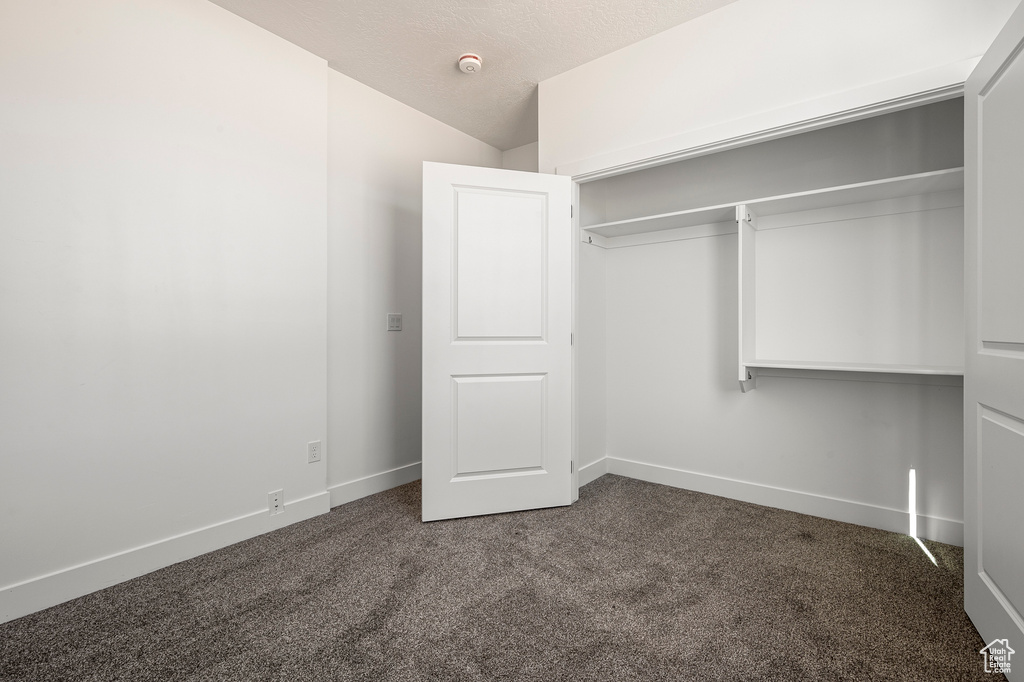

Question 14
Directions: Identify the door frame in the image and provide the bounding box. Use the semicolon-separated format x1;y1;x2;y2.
571;179;581;500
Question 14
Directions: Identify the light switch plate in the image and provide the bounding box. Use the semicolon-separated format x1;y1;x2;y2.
387;313;402;331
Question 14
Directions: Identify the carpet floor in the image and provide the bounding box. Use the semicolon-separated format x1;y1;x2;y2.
0;475;1001;681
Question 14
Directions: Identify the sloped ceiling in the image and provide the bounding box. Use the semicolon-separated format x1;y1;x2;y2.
208;0;738;150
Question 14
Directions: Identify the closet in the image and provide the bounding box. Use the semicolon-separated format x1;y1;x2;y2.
574;98;965;543
581;98;964;388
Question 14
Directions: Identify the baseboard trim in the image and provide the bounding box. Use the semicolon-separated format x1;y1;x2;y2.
578;458;609;487
602;456;963;546
3;458;961;624
328;461;422;508
0;490;330;625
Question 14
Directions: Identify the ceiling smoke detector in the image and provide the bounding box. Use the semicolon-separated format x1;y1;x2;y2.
458;53;482;74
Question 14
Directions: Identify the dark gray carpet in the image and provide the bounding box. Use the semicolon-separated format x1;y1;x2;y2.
0;475;1000;681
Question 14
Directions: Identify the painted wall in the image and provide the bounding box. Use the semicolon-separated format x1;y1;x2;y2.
326;71;501;506
502;142;539;173
0;0;329;623
539;0;1018;173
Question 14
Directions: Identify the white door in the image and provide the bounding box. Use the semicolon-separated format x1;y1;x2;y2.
965;3;1024;676
421;162;573;522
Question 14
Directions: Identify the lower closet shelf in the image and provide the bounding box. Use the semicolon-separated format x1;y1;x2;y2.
743;359;964;375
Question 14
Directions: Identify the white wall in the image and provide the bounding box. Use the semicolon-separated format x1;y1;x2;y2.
0;0;329;623
326;71;501;506
502;142;539;173
539;0;1017;173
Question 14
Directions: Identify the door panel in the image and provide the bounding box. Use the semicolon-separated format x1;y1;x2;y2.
965;3;1024;677
455;188;546;340
979;411;1024;614
980;40;1024;344
422;162;572;522
453;374;546;477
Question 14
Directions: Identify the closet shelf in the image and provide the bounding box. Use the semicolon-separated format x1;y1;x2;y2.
735;166;965;392
742;167;963;218
582;167;964;243
583;203;736;238
744;360;965;376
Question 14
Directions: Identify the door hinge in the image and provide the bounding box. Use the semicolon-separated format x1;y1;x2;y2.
571;461;574;473
570;205;573;218
571;333;574;346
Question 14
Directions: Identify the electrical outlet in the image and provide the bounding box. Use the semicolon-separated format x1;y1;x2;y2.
307;440;321;464
387;313;402;331
268;489;283;515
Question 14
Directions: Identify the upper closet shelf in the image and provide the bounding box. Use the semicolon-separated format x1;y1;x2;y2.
742;167;964;219
581;167;964;245
584;203;736;238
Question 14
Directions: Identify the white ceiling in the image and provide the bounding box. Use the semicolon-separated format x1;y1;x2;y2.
208;0;739;151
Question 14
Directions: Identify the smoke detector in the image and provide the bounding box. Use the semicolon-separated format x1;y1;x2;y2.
458;53;482;74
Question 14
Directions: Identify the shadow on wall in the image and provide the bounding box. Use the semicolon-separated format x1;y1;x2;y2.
389;204;423;468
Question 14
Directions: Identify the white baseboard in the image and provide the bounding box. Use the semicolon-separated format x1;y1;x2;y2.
578;458;609;487
600;456;963;546
0;490;330;625
2;457;961;625
328;461;421;508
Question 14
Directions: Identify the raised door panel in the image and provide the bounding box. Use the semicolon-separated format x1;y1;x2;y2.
979;412;1024;616
453;374;546;478
455;188;547;341
980;46;1024;344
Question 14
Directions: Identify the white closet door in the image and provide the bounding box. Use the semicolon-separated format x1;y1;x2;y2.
421;162;573;522
965;3;1024;677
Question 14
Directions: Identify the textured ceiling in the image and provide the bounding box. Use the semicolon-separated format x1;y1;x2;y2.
208;0;738;150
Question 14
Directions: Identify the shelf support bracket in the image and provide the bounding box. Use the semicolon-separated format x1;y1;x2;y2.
739;367;757;393
737;204;758;392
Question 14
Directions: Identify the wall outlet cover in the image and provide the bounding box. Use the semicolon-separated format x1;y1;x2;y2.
307;440;322;463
